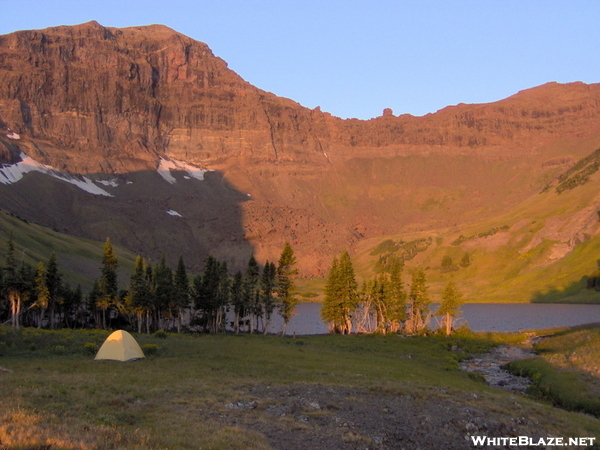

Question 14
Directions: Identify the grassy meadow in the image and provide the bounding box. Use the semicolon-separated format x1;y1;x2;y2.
1;326;599;449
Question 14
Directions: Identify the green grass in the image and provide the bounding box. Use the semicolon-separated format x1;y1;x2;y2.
507;324;600;417
0;327;598;449
0;209;138;289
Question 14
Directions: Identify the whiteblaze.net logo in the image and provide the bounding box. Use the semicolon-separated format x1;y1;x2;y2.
471;436;597;447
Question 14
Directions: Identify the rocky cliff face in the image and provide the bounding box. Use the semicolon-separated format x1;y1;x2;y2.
1;22;600;275
0;21;332;173
2;22;600;172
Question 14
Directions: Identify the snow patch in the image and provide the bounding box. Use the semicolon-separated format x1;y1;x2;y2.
66;176;113;197
157;158;208;184
6;132;20;140
167;209;182;217
0;153;113;197
97;179;120;187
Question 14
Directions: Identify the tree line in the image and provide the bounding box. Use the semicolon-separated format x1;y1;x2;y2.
321;250;463;336
1;235;463;336
0;236;300;335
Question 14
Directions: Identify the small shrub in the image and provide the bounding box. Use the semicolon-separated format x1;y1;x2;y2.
143;344;159;356
52;345;67;355
467;372;487;383
153;330;168;339
83;343;99;356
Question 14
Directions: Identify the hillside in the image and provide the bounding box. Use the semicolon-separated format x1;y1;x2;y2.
1;21;599;293
0;208;137;289
354;150;600;303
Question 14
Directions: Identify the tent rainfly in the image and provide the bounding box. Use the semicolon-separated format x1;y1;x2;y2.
95;330;145;362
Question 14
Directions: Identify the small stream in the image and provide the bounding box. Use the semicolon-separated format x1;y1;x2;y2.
459;344;537;394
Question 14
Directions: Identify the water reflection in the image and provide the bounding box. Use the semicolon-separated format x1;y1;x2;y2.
265;303;600;336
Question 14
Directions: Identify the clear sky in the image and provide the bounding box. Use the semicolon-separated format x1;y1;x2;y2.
1;0;599;119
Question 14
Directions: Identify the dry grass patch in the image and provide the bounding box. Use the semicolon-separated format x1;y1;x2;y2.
0;402;152;450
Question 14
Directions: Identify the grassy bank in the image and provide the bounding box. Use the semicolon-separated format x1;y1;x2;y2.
507;323;600;418
0;327;598;449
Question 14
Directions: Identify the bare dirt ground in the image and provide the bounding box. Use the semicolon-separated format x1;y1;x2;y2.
209;383;556;450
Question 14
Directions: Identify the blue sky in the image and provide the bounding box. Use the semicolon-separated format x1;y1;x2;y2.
1;0;598;119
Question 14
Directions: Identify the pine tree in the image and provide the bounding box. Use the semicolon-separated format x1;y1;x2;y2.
243;256;260;333
321;256;341;332
126;256;151;333
437;280;463;335
87;279;102;328
406;267;430;334
387;258;406;332
153;255;174;331
61;282;83;328
3;235;27;329
321;251;358;334
193;255;228;333
173;256;190;333
98;238;118;329
277;242;298;336
370;274;388;333
34;262;50;328
230;271;244;334
216;260;230;332
46;253;61;329
260;261;277;335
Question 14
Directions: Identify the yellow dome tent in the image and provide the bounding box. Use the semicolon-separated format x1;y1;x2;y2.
95;330;145;362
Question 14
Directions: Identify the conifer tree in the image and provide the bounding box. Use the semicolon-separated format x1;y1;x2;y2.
98;238;118;329
61;282;83;328
3;235;29;329
126;256;151;333
406;267;430;334
34;262;50;328
194;255;228;333
230;271;244;334
387;258;406;332
321;251;358;334
153;255;174;330
217;260;230;331
243;256;260;333
173;256;190;333
437;280;463;335
87;279;102;328
46;253;61;329
260;261;277;335
277;242;298;336
321;256;341;332
373;273;390;333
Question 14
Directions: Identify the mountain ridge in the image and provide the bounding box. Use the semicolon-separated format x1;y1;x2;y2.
1;22;600;284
